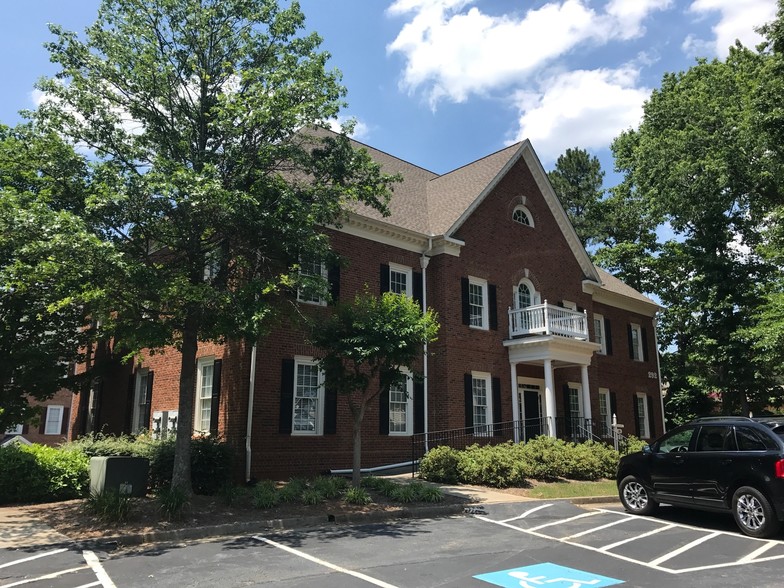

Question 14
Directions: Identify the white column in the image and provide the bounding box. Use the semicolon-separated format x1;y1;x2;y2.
580;364;592;434
544;358;556;438
510;363;520;443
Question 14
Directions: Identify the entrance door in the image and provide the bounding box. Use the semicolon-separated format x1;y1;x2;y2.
518;379;544;441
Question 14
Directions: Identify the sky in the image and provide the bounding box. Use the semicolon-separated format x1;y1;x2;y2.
0;0;779;182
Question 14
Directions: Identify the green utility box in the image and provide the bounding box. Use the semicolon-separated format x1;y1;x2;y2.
89;456;149;497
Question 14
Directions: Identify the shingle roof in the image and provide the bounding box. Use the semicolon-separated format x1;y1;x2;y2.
594;267;659;307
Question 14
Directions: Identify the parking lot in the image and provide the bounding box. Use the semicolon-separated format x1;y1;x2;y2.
4;501;784;587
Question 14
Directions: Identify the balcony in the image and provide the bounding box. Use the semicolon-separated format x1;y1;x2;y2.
508;301;589;340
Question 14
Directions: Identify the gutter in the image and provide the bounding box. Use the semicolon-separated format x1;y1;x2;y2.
245;342;258;482
421;237;433;452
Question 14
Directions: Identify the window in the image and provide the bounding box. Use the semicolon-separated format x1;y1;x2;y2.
567;383;583;419
517;282;532;309
5;424;23;435
512;205;533;227
131;368;150;434
636;393;650;439
44;406;64;435
657;427;696;453
736;426;772;451
388;263;412;298
696;425;734;452
594;314;606;354
389;372;413;435
292;358;324;435
469;277;488;329
203;248;221;282
297;259;328;305
194;358;214;434
630;323;644;361
598;388;611;434
472;372;493;435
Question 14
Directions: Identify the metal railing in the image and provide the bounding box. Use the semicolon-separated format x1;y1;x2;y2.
508;301;589;339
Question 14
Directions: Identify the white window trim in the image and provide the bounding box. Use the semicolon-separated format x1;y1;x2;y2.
472;371;493;436
44;405;64;436
131;368;150;434
297;260;328;306
5;424;23;435
594;313;606;355
636;393;650;439
513;279;540;309
468;276;489;330
194;357;215;435
292;356;325;436
388;262;413;298
630;323;644;361
598;388;611;432
388;370;414;436
512;204;534;227
567;382;584;419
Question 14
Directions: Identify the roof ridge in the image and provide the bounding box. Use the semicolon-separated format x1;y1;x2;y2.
431;141;523;181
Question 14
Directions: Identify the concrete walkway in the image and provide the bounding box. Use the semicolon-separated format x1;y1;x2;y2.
0;506;71;549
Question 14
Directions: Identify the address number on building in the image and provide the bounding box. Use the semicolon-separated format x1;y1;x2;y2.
648;371;658;380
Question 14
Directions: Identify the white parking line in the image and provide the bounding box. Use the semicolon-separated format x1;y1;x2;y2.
599;523;677;552
648;531;721;566
254;535;400;588
738;541;779;563
563;516;634;540
0;548;68;569
500;503;553;523
83;550;117;588
527;511;599;532
0;565;88;587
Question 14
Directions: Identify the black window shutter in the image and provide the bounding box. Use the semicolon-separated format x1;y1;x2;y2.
328;265;341;304
414;381;424;434
464;373;473;428
209;361;221;436
461;277;470;325
125;373;135;433
633;397;641;437
279;359;295;434
379;387;390;435
604;318;613;355
39;410;46;434
641;327;650;362
60;408;70;436
488;284;498;330
22;424;29;434
647;395;656;438
94;381;104;429
562;385;572;437
627;325;635;359
413;271;423;307
143;371;155;431
610;392;617;419
380;264;390;293
492;377;502;436
324;383;337;435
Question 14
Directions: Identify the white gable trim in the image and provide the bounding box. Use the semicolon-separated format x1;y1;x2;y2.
335;213;463;257
444;141;600;282
583;279;660;316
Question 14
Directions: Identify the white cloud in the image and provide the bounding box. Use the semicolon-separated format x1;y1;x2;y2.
510;67;650;163
687;0;778;56
327;115;371;141
386;0;671;107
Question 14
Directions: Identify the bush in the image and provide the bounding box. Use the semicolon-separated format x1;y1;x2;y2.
190;436;234;495
311;476;347;499
344;487;372;505
86;490;133;522
623;435;648;455
158;486;188;520
418;445;461;484
456;443;527;488
0;444;89;504
251;481;279;509
517;436;569;481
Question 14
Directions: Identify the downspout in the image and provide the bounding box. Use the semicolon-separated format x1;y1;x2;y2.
421;237;433;452
245;342;258;483
653;318;666;435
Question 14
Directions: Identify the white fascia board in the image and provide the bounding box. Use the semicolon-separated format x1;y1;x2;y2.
583;279;661;316
335;213;462;256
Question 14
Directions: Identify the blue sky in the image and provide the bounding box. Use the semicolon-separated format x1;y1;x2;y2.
0;0;779;180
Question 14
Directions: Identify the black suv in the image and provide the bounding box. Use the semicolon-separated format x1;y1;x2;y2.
617;416;784;538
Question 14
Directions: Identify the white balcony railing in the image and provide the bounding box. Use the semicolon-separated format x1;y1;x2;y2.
508;301;589;340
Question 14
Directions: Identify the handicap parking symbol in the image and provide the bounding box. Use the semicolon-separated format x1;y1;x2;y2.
474;562;623;588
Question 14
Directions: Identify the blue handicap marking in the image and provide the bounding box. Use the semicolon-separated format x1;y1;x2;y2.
474;562;624;588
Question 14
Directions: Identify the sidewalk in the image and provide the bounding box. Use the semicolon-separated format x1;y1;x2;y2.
0;484;616;550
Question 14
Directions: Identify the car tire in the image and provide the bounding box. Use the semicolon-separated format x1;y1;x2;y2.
619;475;658;515
732;486;781;538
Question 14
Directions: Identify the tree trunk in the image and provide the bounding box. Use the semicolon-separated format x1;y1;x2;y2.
171;309;198;496
351;402;366;488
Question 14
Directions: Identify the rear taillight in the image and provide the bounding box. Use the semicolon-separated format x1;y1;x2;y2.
776;459;784;479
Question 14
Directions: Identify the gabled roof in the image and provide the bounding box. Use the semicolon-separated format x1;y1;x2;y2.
585;267;660;316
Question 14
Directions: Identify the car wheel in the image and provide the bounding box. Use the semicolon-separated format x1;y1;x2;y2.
619;475;658;515
732;486;781;538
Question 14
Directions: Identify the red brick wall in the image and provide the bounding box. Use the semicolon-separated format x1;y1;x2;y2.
8;387;75;446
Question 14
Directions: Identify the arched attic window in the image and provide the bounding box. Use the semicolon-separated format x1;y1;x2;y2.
512;205;533;227
515;279;540;309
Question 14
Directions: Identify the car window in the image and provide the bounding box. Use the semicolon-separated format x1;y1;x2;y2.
657;427;695;453
735;426;773;451
696;425;735;452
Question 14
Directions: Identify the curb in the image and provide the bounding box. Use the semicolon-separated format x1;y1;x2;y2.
72;502;467;549
570;495;620;505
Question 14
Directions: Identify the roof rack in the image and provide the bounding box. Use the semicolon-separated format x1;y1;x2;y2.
692;416;754;422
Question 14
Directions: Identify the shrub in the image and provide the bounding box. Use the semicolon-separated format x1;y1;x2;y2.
252;482;279;509
413;483;444;503
517;436;569;481
190;436;234;495
623;435;648;455
311;476;347;499
390;483;418;503
344;487;372;505
62;432;140;457
300;488;324;505
456;443;526;488
158;486;188;520
0;444;89;504
86;490;133;522
418;445;460;484
278;478;306;503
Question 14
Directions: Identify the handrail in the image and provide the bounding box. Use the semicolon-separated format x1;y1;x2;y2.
508;301;588;340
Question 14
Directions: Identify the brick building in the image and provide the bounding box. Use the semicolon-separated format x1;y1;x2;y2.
2;387;74;447
67;135;663;479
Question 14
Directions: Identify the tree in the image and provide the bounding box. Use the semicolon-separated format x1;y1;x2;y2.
0;124;112;431
310;291;438;487
34;0;396;494
609;42;783;418
547;147;605;249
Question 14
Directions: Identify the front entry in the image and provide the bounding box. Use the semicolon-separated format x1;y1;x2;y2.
518;379;544;441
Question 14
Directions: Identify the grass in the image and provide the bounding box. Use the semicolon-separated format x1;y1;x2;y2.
522;479;617;499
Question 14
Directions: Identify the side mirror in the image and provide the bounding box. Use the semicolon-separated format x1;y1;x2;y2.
642;444;653;455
